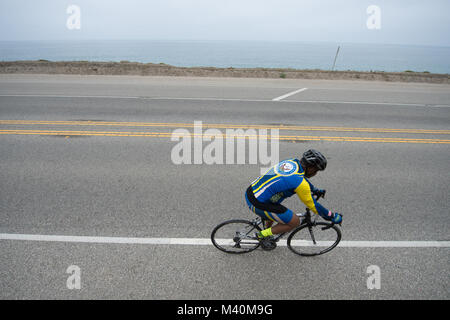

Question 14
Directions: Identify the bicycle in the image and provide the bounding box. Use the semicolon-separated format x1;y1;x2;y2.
210;192;342;256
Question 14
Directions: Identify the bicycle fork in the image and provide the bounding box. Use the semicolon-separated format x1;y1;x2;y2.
308;226;317;245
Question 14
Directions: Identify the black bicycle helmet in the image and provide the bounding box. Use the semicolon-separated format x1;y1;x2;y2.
301;149;327;170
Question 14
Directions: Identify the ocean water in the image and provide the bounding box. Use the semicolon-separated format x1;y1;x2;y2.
0;40;449;74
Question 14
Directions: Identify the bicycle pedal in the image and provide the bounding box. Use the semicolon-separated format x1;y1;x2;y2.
260;239;277;251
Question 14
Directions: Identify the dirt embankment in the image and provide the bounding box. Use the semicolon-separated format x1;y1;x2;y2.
1;60;449;84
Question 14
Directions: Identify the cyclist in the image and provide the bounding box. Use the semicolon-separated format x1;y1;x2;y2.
245;149;342;241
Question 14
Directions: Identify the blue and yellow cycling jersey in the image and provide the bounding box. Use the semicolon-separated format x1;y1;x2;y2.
249;158;329;217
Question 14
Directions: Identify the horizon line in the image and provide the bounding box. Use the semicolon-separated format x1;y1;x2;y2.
0;39;449;48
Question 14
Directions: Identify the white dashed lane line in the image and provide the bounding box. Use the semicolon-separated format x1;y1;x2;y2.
272;88;308;101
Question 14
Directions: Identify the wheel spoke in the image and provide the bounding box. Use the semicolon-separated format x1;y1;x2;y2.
211;220;261;254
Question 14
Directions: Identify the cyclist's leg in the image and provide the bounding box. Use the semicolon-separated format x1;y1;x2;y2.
245;192;273;223
255;208;300;235
265;220;274;229
270;212;300;235
244;191;299;236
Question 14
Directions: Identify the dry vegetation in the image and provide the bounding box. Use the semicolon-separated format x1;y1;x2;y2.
1;60;448;83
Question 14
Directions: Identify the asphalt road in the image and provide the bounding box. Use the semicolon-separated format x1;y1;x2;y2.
0;74;449;300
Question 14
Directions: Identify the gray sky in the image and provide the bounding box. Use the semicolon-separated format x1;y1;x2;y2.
0;0;449;46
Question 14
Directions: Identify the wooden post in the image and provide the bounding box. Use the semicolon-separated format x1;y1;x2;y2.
332;45;340;71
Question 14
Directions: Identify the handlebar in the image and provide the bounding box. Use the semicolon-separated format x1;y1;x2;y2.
311;190;343;228
313;190;326;201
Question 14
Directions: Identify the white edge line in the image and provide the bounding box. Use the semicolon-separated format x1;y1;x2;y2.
0;94;140;100
1;234;449;248
284;99;427;107
272;88;308;101
1;94;447;107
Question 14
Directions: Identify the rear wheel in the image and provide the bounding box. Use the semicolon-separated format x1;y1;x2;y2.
211;219;262;254
287;222;341;256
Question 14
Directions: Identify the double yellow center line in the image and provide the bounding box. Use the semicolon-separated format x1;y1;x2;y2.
1;120;449;144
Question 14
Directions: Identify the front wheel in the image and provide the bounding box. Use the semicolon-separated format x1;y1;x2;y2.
287;222;341;256
211;219;262;254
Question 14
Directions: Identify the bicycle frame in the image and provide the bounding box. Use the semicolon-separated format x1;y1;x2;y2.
249;209;313;242
249;192;339;244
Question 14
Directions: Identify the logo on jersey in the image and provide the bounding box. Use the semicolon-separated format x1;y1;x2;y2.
275;160;298;176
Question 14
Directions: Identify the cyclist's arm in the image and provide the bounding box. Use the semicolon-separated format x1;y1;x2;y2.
305;178;318;193
294;178;331;219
